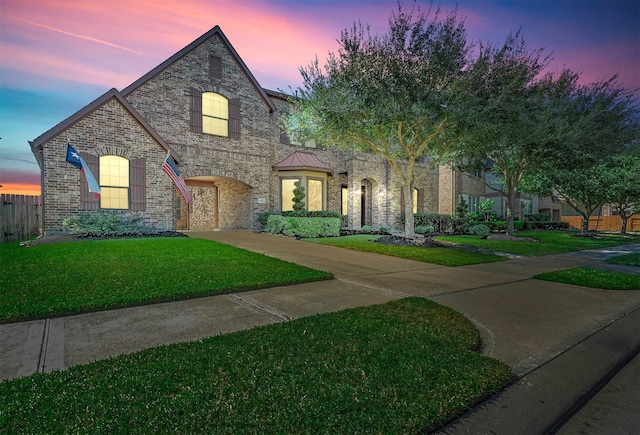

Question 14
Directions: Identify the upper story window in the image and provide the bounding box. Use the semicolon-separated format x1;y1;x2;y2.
100;155;129;209
290;137;317;149
190;88;241;139
202;92;229;137
280;130;318;148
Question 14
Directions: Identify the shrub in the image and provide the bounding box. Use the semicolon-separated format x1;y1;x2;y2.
292;181;306;214
361;225;372;234
266;215;340;238
281;210;341;219
257;212;279;229
63;212;146;237
378;225;390;234
414;225;434;234
468;224;490;236
265;215;286;234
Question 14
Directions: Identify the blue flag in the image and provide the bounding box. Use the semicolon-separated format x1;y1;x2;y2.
66;143;101;195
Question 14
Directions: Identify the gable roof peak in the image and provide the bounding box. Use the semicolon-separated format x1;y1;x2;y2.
121;25;275;113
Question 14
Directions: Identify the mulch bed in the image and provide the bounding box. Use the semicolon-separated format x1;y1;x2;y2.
374;235;446;248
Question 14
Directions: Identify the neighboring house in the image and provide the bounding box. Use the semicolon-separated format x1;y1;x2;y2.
483;172;563;221
29;25;555;236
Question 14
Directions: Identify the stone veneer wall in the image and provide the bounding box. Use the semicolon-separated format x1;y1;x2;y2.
40;98;175;235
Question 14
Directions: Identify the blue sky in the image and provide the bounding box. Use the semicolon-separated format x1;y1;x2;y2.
1;0;638;194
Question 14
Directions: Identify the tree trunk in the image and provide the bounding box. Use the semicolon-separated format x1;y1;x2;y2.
403;180;416;239
580;215;589;235
619;210;628;234
505;190;517;237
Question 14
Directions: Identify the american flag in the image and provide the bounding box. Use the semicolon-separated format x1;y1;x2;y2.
162;152;190;203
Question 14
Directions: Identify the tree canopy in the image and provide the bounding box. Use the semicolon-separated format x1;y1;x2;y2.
446;30;578;236
524;76;640;234
283;2;471;238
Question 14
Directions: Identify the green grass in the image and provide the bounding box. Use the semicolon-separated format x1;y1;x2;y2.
0;238;332;323
436;231;640;256
606;252;640;267
0;298;513;434
534;268;640;290
306;235;505;266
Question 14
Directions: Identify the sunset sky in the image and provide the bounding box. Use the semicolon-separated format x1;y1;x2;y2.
1;0;638;195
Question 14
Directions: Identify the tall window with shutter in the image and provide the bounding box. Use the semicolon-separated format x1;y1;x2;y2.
78;154;146;211
189;89;240;139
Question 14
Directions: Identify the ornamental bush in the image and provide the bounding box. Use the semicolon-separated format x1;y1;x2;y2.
414;225;435;234
266;215;340;238
63;212;146;237
468;224;490;236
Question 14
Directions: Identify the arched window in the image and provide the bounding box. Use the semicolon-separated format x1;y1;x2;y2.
100;155;129;209
202;92;228;136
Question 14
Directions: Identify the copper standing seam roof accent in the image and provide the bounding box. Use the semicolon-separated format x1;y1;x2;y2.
29;88;181;165
121;26;276;114
272;151;334;176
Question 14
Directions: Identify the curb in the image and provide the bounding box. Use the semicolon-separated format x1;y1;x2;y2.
436;307;640;434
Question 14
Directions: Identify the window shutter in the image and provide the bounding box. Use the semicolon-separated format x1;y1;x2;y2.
130;157;146;212
229;98;241;139
189;88;202;133
418;189;424;213
279;129;290;145
209;55;222;80
80;152;100;210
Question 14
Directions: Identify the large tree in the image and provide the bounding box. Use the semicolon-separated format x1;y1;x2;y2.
604;153;640;234
524;77;640;235
446;30;577;236
283;2;470;238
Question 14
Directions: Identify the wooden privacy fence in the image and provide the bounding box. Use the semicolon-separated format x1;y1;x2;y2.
562;215;640;233
0;194;42;243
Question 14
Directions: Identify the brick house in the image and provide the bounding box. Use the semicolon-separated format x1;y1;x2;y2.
30;25;547;236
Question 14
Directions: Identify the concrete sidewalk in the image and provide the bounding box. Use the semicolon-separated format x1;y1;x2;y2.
1;230;639;433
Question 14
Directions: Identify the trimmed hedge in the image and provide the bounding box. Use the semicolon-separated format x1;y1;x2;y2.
266;215;341;238
258;211;342;230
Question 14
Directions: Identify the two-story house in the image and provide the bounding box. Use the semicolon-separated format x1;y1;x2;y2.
29;25;550;236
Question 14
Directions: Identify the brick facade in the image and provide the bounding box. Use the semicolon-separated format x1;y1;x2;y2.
32;25;552;235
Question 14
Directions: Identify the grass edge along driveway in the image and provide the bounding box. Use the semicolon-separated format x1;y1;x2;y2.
306;234;505;266
0;237;332;323
0;298;514;434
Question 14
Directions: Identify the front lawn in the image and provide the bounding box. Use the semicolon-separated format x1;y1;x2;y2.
0;298;513;433
606;252;640;267
0;238;332;323
306;235;505;266
534;268;640;290
436;231;639;256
